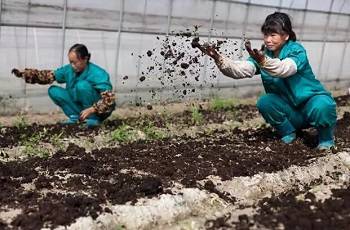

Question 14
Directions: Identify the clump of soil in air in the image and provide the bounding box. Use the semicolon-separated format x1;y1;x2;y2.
146;50;153;57
133;25;243;105
180;63;190;69
139;76;146;82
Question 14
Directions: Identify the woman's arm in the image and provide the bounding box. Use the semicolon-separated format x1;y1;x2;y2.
92;91;116;115
11;68;55;84
259;57;297;78
194;42;256;79
245;40;297;78
215;55;256;79
80;90;116;120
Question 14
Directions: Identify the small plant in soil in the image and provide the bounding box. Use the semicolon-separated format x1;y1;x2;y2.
210;97;237;111
114;224;126;230
110;124;134;143
21;130;50;158
142;121;166;140
191;105;203;125
13;114;28;129
49;132;65;151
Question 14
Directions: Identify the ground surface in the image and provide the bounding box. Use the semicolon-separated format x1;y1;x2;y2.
1;94;350;230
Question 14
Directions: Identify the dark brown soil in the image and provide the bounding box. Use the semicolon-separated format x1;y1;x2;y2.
0;96;350;229
252;185;350;230
210;184;350;230
0;103;258;148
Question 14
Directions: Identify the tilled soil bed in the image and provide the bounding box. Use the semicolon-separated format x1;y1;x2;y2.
1;95;350;229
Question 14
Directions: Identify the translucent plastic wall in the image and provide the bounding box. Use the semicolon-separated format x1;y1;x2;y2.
0;0;350;113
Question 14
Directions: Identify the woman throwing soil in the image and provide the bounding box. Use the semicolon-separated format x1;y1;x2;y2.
12;44;115;128
197;12;337;151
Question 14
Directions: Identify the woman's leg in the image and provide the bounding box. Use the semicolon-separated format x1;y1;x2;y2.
256;93;307;142
74;80;112;126
302;94;337;149
48;85;82;118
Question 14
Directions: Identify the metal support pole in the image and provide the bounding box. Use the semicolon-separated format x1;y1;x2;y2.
299;0;309;41
220;1;232;90
33;28;39;67
0;0;2;41
60;0;67;66
166;0;173;36
337;11;350;82
158;0;173;101
277;0;283;11
224;2;231;33
317;0;335;80
114;0;125;92
136;0;148;80
23;0;32;111
201;0;216;93
238;0;251;59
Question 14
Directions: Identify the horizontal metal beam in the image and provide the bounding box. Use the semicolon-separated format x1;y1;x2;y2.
215;0;350;17
1;23;350;43
2;77;350;99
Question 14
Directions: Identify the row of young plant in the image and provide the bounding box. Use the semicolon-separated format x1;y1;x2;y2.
1;98;243;159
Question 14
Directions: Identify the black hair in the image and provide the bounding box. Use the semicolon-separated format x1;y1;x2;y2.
261;12;296;41
69;44;91;61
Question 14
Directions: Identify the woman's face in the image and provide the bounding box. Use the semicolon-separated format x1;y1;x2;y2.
68;51;88;73
263;32;289;53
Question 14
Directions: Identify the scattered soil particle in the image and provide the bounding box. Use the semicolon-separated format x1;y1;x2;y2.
0;95;349;228
146;50;153;57
139;76;146;82
180;63;190;69
251;185;350;230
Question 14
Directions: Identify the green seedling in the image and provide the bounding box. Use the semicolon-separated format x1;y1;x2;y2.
210;97;236;111
142;121;166;140
191;105;203;125
110;124;134;143
50;132;65;150
13;114;28;129
115;224;126;230
21;130;50;158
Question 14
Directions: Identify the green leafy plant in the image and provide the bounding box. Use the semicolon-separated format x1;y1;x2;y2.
110;124;134;143
115;225;126;230
191;105;203;125
210;97;236;111
142;121;166;140
13;114;28;129
50;132;65;150
21;130;50;158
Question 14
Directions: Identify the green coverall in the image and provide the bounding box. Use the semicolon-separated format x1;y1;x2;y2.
248;40;337;147
48;62;114;122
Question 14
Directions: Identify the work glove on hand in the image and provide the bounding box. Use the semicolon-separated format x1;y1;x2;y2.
244;40;266;66
191;37;220;62
93;91;116;115
11;68;55;84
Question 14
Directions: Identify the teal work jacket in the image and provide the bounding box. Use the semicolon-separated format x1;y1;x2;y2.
248;40;331;107
54;62;113;101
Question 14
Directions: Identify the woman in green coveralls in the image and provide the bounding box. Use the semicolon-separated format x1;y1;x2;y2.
12;44;115;128
198;12;337;151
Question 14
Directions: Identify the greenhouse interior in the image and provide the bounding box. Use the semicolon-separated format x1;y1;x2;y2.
1;1;350;230
0;0;350;113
